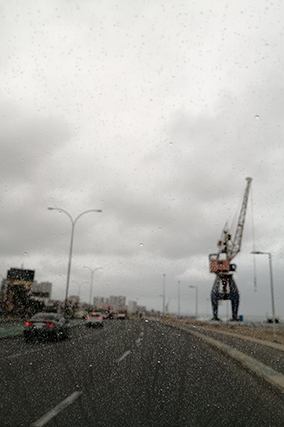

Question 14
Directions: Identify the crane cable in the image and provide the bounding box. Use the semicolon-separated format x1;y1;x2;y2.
250;185;257;291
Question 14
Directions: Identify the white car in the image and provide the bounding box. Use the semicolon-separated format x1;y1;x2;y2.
117;313;126;320
86;312;104;328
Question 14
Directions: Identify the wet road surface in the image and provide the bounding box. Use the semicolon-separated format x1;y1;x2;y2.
1;319;284;426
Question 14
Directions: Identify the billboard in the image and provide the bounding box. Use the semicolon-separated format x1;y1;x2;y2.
7;268;35;282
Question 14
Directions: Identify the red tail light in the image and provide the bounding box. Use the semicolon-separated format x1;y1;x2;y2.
87;316;89;320
99;317;102;320
25;321;33;326
46;322;55;327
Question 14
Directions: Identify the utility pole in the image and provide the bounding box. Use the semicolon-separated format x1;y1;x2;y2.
163;273;166;315
178;280;180;316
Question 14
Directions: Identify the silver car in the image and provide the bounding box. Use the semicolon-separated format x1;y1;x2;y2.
86;312;104;328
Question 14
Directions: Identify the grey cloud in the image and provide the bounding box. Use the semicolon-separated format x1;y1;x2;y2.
0;103;71;182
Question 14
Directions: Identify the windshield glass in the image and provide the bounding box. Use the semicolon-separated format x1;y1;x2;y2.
1;1;284;426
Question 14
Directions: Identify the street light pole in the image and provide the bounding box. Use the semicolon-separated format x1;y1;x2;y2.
189;285;198;318
178;280;180;317
251;251;277;342
48;207;102;315
162;274;166;315
71;281;89;300
83;266;102;307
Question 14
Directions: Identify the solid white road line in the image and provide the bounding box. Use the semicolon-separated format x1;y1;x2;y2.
8;349;39;359
178;324;284;393
30;391;83;427
117;350;131;363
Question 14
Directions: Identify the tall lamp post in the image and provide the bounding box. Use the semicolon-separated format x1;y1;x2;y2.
71;281;89;300
189;285;198;319
251;251;277;342
48;207;102;315
178;280;180;317
162;273;166;315
83;266;102;307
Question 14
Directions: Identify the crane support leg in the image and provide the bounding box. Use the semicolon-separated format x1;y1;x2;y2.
211;276;221;320
210;274;240;321
228;275;239;320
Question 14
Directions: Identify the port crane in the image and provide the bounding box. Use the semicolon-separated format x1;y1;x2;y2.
209;177;252;321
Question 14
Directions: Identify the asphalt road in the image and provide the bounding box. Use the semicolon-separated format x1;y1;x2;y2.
1;319;284;426
195;326;284;374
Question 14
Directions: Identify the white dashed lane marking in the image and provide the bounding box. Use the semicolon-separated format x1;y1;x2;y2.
30;391;83;427
117;350;131;363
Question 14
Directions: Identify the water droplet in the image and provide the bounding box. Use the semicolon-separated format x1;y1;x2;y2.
255;115;260;119
139;243;144;247
24;252;28;256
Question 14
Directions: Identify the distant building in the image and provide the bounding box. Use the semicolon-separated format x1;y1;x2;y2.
93;297;105;309
128;300;138;314
32;282;52;299
108;295;126;307
5;268;35;314
69;295;79;303
93;295;127;312
30;282;52;310
7;268;35;283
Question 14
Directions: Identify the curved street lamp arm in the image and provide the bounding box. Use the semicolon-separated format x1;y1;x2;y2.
48;208;102;226
74;209;102;226
48;207;74;224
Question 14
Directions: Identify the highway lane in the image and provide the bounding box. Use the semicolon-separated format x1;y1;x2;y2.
1;320;284;426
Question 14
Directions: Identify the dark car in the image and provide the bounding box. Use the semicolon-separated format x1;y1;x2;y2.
103;313;114;320
24;312;70;342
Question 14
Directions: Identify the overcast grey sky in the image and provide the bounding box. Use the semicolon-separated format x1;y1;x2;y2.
1;0;284;318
